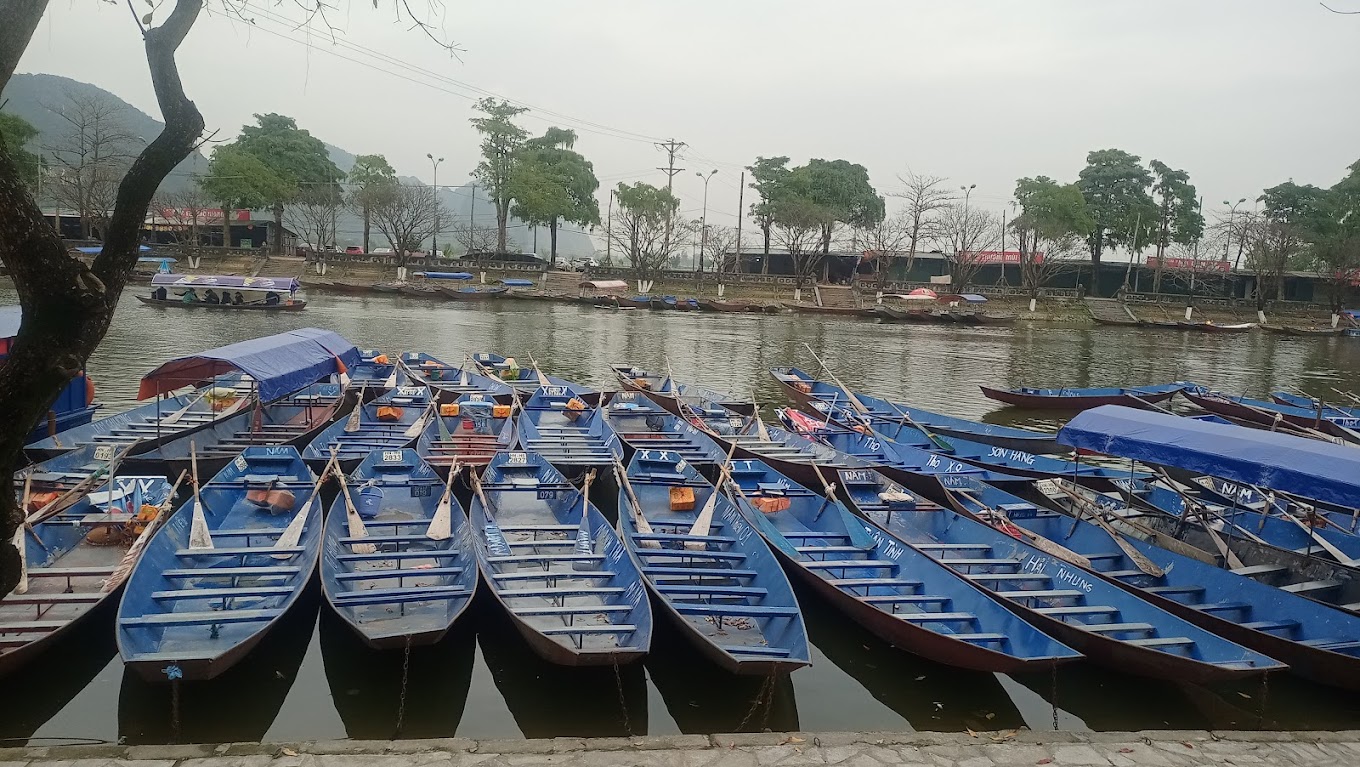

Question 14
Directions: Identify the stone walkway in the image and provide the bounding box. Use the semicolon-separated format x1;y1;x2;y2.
4;731;1360;767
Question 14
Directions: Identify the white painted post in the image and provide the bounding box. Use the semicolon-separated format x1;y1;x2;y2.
1184;306;1193;321
1333;313;1341;328
794;288;802;302
1257;309;1267;324
397;266;407;281
1028;298;1037;312
480;271;487;284
717;283;725;297
875;290;883;305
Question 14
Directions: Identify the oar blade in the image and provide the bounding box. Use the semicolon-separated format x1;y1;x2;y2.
188;497;214;550
426;494;453;541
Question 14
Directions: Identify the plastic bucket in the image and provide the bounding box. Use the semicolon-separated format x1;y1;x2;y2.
356;485;384;519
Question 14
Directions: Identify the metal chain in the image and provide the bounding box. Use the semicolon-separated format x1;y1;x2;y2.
611;655;632;737
1050;664;1059;732
736;670;776;732
395;636;412;738
1257;672;1270;730
170;678;182;741
759;667;777;731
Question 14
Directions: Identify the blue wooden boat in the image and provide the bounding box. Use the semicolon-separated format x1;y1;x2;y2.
836;468;1284;683
3;306;101;445
117;446;322;682
321;449;477;649
349;350;398;389
724;459;1080;674
516;384;624;477
604;391;727;468
1271;392;1360;419
608;363;755;417
131;382;347;479
399;352;515;404
616;451;810;674
683;406;863;491
302;386;432;473
1183;390;1360;441
948;476;1360;689
469;451;651;665
656;295;697;311
471;352;601;403
980;382;1200;410
770;367;1062;454
1;473;172;675
415;393;517;473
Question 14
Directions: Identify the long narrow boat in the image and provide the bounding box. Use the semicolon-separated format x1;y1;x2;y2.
439;285;509;300
1036;479;1360;613
399;352;515;404
136;295;308;311
609;363;755;416
117;446;322;682
415;393;517;474
470;352;601;403
469;451;651;665
321;449;478;649
683;406;861;491
516;384;624;479
1176;321;1256;333
979;382;1197;410
1183;390;1360;441
302;386;432;473
836;468;1285;684
604;391;727;469
617;452;810;674
349;350;398;389
724;459;1080;673
133;382;348;479
1270;392;1360;419
941;475;1360;690
770;367;1062;454
1;473;172;675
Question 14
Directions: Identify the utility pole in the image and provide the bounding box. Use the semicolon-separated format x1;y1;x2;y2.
655;138;686;246
427;154;443;254
469;182;477;255
734;171;745;276
606;189;614;266
696;169;717;279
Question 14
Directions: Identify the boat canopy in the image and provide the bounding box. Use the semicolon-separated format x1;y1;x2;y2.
137;328;360;402
137;256;176;263
939;293;987;303
416;271;474;280
500;278;535;287
890;293;937;301
74;245;152;254
0;306;21;340
150;274;301;292
580;279;629;290
1058;404;1360;509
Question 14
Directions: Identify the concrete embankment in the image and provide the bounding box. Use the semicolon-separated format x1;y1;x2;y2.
4;730;1359;766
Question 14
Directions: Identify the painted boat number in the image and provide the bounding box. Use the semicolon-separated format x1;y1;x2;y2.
841;470;874;483
540;386;567;397
507;452;528;465
397;386;424;397
93;445;115;461
382;451;403;463
234;454;249;471
537;489;559;500
410;484;432;497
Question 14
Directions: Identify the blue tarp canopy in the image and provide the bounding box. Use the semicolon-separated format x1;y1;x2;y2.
151;274;301;291
500;278;534;287
138;328;360;402
1058;404;1360;509
416;271;474;280
75;245;152;254
0;306;21;340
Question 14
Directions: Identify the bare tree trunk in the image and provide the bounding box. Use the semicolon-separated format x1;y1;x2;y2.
272;200;284;255
221;201;232;248
362;205;370;254
0;0;205;597
548;218;558;267
496;201;509;254
761;223;770;275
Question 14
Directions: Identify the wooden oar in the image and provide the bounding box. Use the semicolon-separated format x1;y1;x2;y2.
187;441;213;550
1149;468;1246;569
11;475;34;594
276;452;337;552
1054;482;1164;576
24;444;135;527
161;388;210;426
947;485;1091;569
425;456;461;541
1063;479;1217;565
332;448;376;555
104;470;189;592
404;398;436;438
383;361;399;389
468;468;512;555
526;352;552;388
344;385;367;432
808;465;844;523
1330;387;1360;408
686;441;739;547
573;469;597;566
613;460;661;548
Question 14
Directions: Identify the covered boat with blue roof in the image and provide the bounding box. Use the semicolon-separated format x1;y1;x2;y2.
137;274;306;310
2;306;101;444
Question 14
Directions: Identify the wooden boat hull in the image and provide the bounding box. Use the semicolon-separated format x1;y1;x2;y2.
609;364;756;418
979;385;1180;410
439;286;509;300
135;296;306;311
697;299;761;313
1261;324;1345;336
1183;391;1360;440
1177;321;1255;333
315;282;377;295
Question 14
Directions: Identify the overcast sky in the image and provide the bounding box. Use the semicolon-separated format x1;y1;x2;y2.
15;0;1360;240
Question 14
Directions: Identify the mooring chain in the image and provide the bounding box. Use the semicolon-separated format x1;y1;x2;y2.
1050;664;1060;732
611;655;632;737
736;670;777;732
395;636;412;738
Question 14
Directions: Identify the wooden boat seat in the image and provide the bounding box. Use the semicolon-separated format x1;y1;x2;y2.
1036;605;1118;617
860;594;951;605
954;633;1009;644
539;624;637;636
504;539;577;548
493;570;617;581
1281;580;1342;594
794;545;875;554
922;557;1022;567
719;645;791;657
1123;636;1195;648
1141;585;1205;597
1195;602;1251;614
501;586;625;598
803;559;897;570
176;546;303;558
1239;619;1300;633
1084;552;1125;562
163;566;299;578
915;543;993;551
636;549;746;562
515;605;633;616
489;553;604;564
899;612;977;623
643;566;756;580
3;592;103;605
1300;638;1360;652
996;589;1085;601
120;608;282;627
338;551;460;562
151;586;294;600
335;566;464;582
782;532;851;540
630;470;689;482
212;528;294;538
962;573;1045;582
338;534;444;545
829;577;921;588
26;566;116;578
0;620;68;633
332;587;469;607
496;524;578;532
1080;622;1155;635
673;603;800;617
655;584;768;597
1102;569;1156;579
1230;564;1289;578
632;533;738;545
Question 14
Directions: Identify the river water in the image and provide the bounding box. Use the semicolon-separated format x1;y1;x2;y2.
6;286;1360;746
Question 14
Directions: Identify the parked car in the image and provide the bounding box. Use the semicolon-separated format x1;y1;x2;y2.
372;247;394;255
344;246;364;255
569;257;600;272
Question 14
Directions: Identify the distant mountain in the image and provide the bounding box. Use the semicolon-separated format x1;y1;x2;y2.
2;72;594;257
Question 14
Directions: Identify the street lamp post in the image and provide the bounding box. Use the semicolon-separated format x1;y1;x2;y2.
696;170;718;279
959;184;976;282
427;153;444;255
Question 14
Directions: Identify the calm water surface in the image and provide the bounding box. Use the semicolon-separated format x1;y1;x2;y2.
6;286;1360;746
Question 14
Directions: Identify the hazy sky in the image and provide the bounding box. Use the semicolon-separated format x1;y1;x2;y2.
14;1;1360;240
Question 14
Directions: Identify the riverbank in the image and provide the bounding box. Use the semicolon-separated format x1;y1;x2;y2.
6;730;1359;766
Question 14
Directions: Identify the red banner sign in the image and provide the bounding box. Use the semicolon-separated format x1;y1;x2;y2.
961;251;1043;264
1146;256;1230;273
154;208;250;225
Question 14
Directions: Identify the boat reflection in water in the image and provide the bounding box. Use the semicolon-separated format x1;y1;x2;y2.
798;584;1025;732
476;597;647;738
117;586;319;745
0;604;119;745
644;613;799;734
318;608;475;739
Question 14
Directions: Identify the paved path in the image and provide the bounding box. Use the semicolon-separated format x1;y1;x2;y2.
4;730;1360;767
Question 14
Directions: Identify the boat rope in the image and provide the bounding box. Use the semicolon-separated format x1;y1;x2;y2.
395;635;412;738
1256;671;1270;729
170;678;182;741
610;655;632;737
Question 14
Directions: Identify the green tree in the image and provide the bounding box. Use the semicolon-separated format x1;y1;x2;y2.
198;145;290;248
801;158;885;254
746;156;790;273
0;112;40;189
604;181;687;278
1296;164;1360;317
770;193;831;292
347;153;397;254
1077;148;1157;295
1011;176;1095;300
225;113;341;253
1149;160;1205;293
510;128;600;267
469;97;529;255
